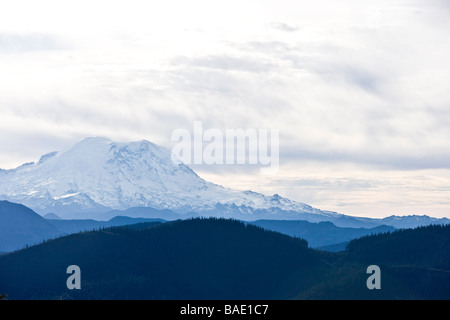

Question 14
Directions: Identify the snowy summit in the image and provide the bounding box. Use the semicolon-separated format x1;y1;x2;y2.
0;137;327;219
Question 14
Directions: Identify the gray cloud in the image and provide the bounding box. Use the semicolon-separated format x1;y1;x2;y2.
279;146;450;171
270;177;375;190
0;33;66;53
172;54;275;74
269;22;301;33
1;0;450;218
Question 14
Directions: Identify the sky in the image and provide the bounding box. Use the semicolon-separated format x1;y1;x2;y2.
1;0;450;218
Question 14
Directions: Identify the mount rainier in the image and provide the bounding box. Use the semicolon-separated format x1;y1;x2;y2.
1;137;448;228
0;137;329;219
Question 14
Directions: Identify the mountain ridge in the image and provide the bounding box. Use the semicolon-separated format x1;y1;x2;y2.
0;137;448;228
0;200;61;252
0;137;339;220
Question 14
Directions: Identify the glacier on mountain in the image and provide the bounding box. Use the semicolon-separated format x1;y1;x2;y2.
0;137;335;219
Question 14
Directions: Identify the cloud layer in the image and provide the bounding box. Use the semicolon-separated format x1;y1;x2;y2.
1;0;449;217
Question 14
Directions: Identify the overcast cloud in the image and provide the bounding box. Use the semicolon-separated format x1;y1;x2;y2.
1;0;449;217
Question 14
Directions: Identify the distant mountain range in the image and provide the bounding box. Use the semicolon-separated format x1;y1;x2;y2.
0;201;164;252
0;200;60;252
248;220;395;248
1;218;448;300
0;201;395;252
0;137;448;229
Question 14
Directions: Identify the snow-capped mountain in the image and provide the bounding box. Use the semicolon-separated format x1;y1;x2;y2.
1;137;449;228
0;137;335;219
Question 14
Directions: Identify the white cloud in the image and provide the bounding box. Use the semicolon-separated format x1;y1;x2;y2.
1;0;450;217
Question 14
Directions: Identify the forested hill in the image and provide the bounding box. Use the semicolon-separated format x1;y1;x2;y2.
0;218;326;300
297;224;450;299
0;201;60;252
0;219;448;300
347;224;450;267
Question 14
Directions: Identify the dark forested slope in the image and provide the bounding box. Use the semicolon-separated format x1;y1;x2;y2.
0;218;328;300
0;219;448;300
